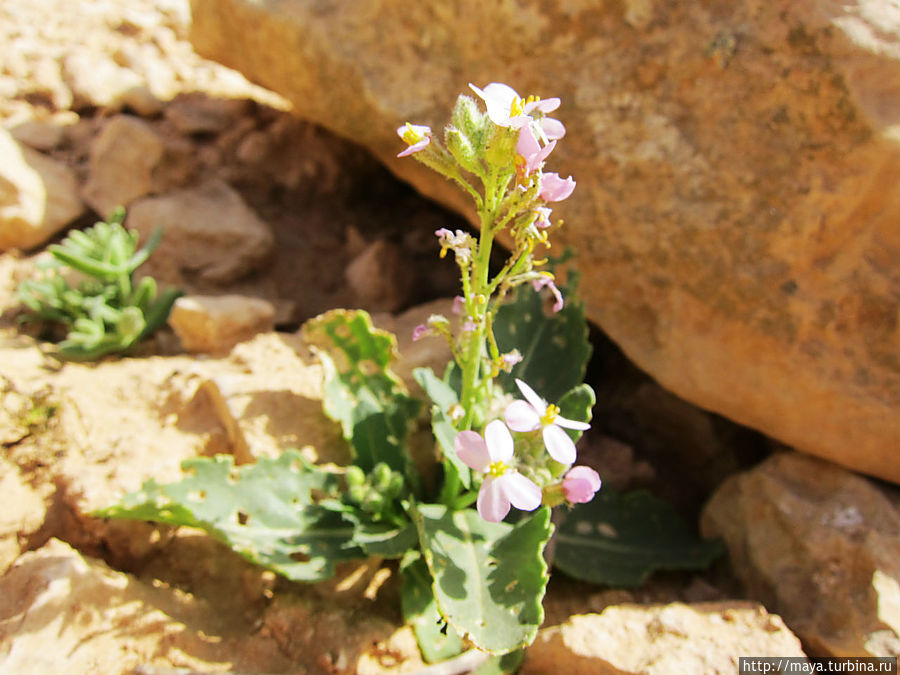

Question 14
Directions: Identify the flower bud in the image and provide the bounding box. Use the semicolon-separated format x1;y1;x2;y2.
386;473;405;499
345;465;366;488
451;95;485;143
445;127;480;174
372;462;393;491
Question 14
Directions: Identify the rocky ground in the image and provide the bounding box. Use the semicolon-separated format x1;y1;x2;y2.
1;1;898;673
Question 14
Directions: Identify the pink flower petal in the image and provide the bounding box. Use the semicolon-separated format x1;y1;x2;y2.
454;430;490;472
540;117;566;140
483;419;514;464
397;137;430;157
524;97;561;114
477;475;510;522
567;466;601;491
540;173;576;202
562;466;601;503
555;415;591;431
505;400;541;432
499;472;542;512
514;379;547;415
532;276;565;312
543;424;577;464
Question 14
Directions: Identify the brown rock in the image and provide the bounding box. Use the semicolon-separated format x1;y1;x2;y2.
81;115;192;218
189;0;900;483
701;452;900;656
0;128;84;251
521;603;805;675
345;239;415;313
125;179;274;285
168;293;275;355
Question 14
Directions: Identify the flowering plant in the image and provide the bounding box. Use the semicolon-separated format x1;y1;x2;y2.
97;83;721;671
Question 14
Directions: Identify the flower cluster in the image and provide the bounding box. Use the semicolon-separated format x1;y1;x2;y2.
398;82;599;523
455;379;600;522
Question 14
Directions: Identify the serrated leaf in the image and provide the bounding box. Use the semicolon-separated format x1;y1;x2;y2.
553;488;725;587
94;450;364;581
302;310;421;474
493;282;591;403
401;555;464;663
413;504;552;654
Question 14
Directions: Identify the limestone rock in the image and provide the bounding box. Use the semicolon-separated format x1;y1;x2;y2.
168;293;275;355
0;538;293;674
189;0;900;483
701;452;900;656
0;128;84;251
81;115;193;218
125;179;274;285
195;332;348;463
0;456;46;575
62;49;150;112
521;603;805;675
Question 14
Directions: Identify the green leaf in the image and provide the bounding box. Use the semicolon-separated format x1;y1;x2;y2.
401;554;464;663
557;383;596;442
302;310;421;474
472;650;525;675
493;279;591;403
413;367;470;491
413;504;552;654
346;516;418;558
553;488;725;587
94;451;365;582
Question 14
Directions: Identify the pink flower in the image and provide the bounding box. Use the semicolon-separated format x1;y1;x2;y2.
540;173;576;202
397;123;432;157
505;379;590;465
469;83;564;137
412;324;429;341
452;295;465;315
562;466;601;504
532;275;564;313
454;420;542;522
534;206;552;229
469;82;532;129
516;124;556;176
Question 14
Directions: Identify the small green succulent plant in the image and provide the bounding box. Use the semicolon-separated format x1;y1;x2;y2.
18;208;181;360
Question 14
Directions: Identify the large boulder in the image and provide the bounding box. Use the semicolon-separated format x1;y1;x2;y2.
189;0;900;483
701;452;900;656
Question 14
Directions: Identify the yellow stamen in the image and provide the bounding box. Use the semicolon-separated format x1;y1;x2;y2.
541;404;560;426
488;461;506;478
509;97;525;118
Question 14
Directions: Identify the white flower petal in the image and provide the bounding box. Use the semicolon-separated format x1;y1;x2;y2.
514;379;547;415
543;424;577;464
454;430;490;472
484;419;514;463
505;400;541;432
499;472;542;512
555;415;591;431
477;476;510;522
